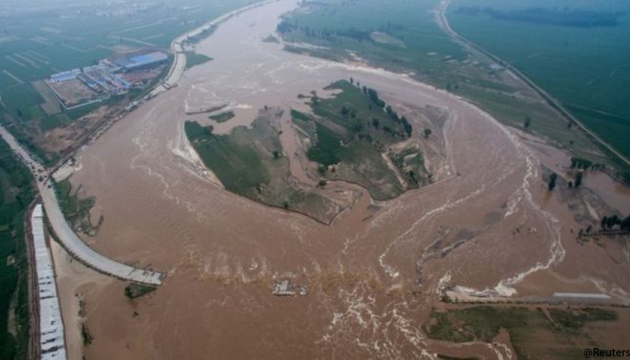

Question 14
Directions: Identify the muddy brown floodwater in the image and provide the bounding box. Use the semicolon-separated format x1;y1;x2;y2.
60;1;630;359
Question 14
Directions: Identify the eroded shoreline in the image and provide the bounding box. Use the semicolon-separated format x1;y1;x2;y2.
56;0;630;358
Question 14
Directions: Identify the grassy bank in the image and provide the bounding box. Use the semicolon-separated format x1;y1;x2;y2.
0;138;34;360
426;306;619;359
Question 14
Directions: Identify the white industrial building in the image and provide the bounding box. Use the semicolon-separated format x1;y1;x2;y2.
50;69;81;83
32;204;67;360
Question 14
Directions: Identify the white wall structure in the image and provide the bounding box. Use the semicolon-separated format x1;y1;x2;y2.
0;124;164;286
32;204;68;360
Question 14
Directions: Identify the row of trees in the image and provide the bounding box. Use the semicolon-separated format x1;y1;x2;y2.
339;84;414;138
548;171;585;191
276;20;407;43
600;214;630;231
277;21;372;42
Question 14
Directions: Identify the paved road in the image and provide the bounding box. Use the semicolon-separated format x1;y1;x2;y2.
0;125;164;285
436;0;630;168
150;0;276;97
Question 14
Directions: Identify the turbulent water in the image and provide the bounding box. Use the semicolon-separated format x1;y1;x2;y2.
66;1;630;359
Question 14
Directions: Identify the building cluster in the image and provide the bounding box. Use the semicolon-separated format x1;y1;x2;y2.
49;51;168;96
32;204;68;360
50;69;82;83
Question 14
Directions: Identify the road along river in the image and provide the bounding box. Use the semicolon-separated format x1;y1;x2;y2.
0;125;164;285
64;0;630;358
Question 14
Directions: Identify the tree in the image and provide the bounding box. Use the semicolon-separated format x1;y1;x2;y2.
601;216;609;229
606;215;620;230
350;77;354;85
318;180;327;187
574;172;583;188
621;215;630;231
402;117;412;137
340;106;350;117
367;88;385;107
372;118;380;129
570;157;593;170
548;173;557;191
349;119;363;133
273;150;280;159
524;116;531;129
424;128;432;139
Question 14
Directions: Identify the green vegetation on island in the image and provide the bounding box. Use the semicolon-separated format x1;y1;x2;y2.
426;306;619;359
185;79;433;223
55;179;102;236
124;283;157;300
185;111;343;224
293;80;430;200
208;111;235;123
0;138;34;360
185;52;214;70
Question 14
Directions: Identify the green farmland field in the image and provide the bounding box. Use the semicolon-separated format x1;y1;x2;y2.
448;0;630;159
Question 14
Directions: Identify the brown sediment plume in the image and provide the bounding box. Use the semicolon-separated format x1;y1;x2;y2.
59;0;630;359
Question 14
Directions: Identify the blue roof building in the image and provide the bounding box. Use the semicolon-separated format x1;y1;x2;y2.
114;51;168;71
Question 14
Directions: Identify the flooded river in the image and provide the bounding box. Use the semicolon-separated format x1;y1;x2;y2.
64;1;630;359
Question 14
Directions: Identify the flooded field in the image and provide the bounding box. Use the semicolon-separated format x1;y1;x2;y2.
61;0;630;358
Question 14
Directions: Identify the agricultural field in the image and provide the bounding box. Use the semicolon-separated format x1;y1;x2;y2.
277;0;626;173
0;138;34;360
448;0;630;160
426;306;626;359
0;0;257;164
